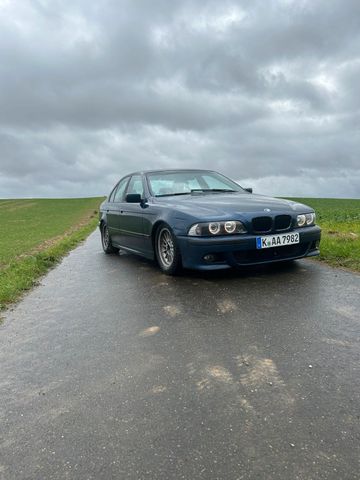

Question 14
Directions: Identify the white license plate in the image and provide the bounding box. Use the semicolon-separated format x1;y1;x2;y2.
256;232;300;249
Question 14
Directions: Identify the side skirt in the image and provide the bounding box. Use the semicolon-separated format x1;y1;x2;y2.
112;242;155;261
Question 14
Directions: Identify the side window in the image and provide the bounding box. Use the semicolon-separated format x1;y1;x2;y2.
126;175;144;196
109;184;119;202
113;177;129;202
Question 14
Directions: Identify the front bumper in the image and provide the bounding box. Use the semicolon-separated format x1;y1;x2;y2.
177;226;321;270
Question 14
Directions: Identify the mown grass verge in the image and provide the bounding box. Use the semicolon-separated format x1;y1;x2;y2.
0;198;102;310
287;198;360;272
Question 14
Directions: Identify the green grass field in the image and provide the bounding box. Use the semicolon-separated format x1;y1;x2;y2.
0;198;103;309
287;198;360;271
0;196;359;310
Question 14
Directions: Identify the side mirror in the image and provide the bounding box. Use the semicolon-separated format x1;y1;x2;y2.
126;193;142;203
244;187;253;193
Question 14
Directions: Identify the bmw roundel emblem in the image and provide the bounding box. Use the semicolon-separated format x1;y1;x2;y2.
264;208;271;212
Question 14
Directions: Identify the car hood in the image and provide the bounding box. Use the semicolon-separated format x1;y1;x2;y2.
153;193;311;217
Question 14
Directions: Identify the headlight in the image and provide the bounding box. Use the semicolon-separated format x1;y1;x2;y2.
297;212;315;227
224;221;236;233
188;220;247;236
305;213;315;225
209;222;221;235
297;214;306;227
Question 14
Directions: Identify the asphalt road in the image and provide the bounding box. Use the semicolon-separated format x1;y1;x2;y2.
1;231;359;480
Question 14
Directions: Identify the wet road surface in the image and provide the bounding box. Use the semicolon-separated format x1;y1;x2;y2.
1;231;359;480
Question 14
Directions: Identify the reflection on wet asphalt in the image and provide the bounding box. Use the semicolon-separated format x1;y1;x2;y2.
1;231;359;479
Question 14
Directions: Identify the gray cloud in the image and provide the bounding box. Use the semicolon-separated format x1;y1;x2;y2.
0;0;359;198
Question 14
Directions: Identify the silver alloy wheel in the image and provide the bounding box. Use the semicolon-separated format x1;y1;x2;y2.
102;225;110;249
158;227;175;267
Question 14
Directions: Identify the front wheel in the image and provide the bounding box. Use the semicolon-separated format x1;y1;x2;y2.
101;224;119;254
155;225;182;275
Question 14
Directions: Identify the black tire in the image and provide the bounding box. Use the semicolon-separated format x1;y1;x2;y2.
101;223;119;254
155;225;182;275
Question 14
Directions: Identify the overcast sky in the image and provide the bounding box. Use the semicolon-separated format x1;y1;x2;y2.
0;0;359;198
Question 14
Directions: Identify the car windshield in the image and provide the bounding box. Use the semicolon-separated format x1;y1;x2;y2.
147;171;244;197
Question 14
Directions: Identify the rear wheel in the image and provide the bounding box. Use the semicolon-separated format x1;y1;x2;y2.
101;223;119;254
155;225;182;275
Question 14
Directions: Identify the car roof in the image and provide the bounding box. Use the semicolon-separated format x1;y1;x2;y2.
126;169;216;176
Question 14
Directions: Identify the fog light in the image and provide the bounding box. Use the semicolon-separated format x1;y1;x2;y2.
204;254;216;262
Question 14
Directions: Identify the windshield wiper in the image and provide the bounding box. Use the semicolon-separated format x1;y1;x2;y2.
190;188;237;193
155;189;238;197
155;192;192;197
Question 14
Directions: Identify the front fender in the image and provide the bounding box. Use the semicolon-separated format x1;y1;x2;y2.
162;210;197;236
146;205;196;239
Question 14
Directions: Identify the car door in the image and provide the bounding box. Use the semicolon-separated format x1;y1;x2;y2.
120;174;146;252
107;176;130;245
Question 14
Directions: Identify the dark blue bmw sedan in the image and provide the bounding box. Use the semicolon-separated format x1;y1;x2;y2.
99;169;321;275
